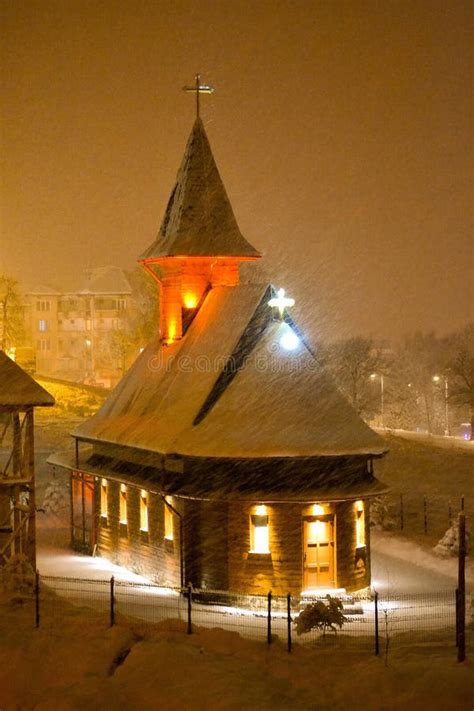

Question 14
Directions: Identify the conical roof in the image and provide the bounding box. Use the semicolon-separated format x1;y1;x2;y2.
139;118;261;260
0;352;55;407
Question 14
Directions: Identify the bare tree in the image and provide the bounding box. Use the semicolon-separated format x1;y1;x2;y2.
321;337;384;419
0;275;24;351
447;324;474;439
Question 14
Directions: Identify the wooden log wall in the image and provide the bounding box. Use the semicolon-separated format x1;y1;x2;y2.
193;500;372;596
92;481;372;595
96;481;182;587
335;499;371;592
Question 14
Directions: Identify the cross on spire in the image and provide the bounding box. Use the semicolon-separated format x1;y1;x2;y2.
182;73;215;118
268;288;295;318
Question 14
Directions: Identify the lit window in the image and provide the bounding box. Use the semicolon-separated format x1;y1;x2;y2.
164;499;174;540
140;489;148;532
119;484;127;524
355;500;365;547
100;479;108;518
38;319;47;332
183;292;198;309
250;505;270;553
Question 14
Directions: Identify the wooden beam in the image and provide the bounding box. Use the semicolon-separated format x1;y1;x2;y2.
25;407;36;571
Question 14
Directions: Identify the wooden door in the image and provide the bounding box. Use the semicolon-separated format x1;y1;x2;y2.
71;472;96;552
303;515;335;589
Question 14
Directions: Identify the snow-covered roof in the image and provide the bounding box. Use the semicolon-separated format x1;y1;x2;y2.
139;118;261;260
26;285;61;296
73;284;387;458
0;352;55;407
26;266;132;297
78;266;132;295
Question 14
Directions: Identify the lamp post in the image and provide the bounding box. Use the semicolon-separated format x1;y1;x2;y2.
370;373;385;429
433;375;449;436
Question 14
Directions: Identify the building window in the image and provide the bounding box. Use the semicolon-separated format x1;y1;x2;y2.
36;301;50;312
355;500;365;547
117;299;126;310
140;489;149;532
119;484;127;524
38;319;48;332
250;505;270;553
164;499;174;540
100;479;108;519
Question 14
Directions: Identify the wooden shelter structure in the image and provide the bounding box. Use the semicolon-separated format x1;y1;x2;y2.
52;114;388;596
0;352;54;570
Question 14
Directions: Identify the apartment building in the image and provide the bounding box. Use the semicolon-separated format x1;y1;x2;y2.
24;266;132;388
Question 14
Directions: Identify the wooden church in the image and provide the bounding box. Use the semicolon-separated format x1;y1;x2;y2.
52;89;388;596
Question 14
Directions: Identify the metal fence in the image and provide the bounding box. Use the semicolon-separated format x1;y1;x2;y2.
21;574;471;657
378;492;470;542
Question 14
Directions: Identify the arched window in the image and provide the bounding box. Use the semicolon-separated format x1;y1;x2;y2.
100;479;108;519
355;500;365;547
119;484;127;524
140;490;148;532
250;505;270;553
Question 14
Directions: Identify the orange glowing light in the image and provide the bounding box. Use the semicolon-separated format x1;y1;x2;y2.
166;321;177;344
183;293;198;309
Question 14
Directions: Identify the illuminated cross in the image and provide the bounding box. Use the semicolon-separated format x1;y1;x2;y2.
268;288;295;318
182;74;215;118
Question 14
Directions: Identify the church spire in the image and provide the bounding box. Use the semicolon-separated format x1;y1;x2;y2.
139;117;260;261
139;82;260;344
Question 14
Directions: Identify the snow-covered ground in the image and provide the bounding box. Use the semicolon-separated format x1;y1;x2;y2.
1;584;473;711
371;531;473;593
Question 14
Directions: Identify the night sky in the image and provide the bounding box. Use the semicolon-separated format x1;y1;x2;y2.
1;0;472;342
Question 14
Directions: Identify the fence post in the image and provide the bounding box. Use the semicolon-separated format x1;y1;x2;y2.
287;593;292;653
374;591;380;656
457;513;466;662
187;583;192;635
110;576;115;627
461;495;464;512
423;495;428;535
455;588;459;647
267;591;272;644
35;570;40;628
399;494;404;530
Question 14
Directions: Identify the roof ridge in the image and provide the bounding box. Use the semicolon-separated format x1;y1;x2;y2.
193;285;273;425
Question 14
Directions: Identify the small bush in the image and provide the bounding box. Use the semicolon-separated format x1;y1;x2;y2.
295;596;347;637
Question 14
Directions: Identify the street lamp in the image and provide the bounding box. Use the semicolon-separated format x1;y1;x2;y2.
370;373;385;429
433;375;450;436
